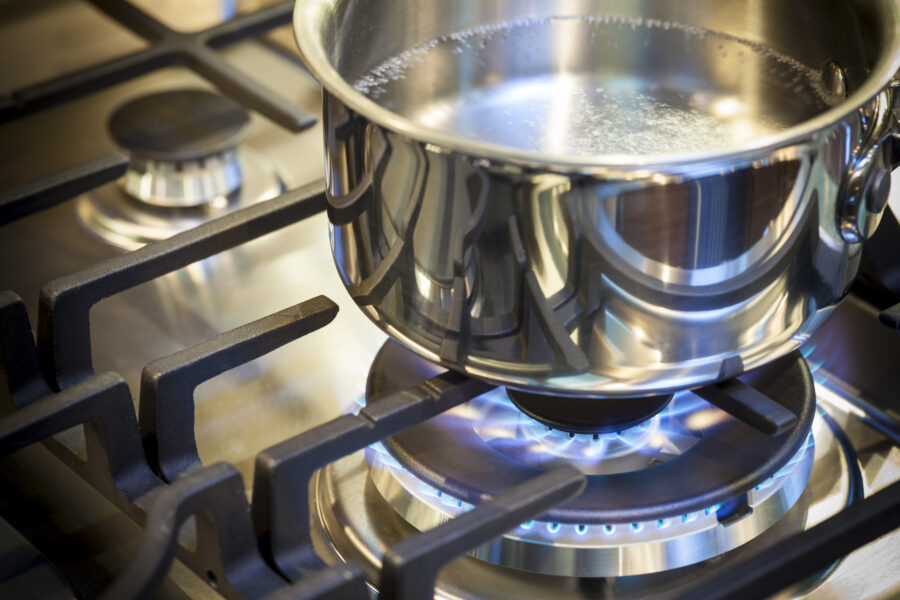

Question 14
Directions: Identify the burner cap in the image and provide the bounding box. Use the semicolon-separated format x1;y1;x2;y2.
506;388;672;434
109;89;250;162
107;89;253;208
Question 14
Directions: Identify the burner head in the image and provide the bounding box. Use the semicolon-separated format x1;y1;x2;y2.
109;89;250;162
506;388;672;434
78;89;282;249
358;339;818;577
108;89;251;207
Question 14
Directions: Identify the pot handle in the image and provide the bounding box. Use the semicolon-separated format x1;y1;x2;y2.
838;84;899;242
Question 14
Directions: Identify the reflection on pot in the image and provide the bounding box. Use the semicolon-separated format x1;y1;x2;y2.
326;95;868;397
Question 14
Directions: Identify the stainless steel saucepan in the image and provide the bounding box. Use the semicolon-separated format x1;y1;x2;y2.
293;0;900;398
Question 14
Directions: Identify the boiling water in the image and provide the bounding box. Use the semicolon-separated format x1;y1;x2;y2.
354;16;836;157
406;78;783;157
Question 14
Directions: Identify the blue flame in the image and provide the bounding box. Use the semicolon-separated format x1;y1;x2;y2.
364;382;816;544
467;388;708;474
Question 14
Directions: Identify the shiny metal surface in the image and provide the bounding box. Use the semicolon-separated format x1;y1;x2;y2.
295;0;900;397
296;0;900;167
121;151;245;207
312;393;878;599
366;426;815;577
76;147;284;250
124;149;248;207
838;88;898;242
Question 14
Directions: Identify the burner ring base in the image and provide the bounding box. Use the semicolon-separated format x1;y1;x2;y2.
75;148;282;250
312;407;855;594
367;432;815;576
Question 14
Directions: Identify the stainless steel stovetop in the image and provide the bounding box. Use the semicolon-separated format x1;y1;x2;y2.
0;2;898;599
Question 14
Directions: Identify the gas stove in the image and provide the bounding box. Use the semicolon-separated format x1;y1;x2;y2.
0;2;899;600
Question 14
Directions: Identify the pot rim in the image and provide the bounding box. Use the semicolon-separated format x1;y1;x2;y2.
293;2;900;174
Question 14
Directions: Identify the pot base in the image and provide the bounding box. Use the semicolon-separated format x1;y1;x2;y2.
506;388;673;434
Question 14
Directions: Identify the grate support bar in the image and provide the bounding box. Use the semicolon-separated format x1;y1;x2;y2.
253;371;493;579
4;0;316;131
379;466;586;600
673;479;900;600
37;180;326;391
140;296;339;482
0;153;128;227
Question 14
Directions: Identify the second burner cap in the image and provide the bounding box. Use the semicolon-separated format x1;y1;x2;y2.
109;89;250;162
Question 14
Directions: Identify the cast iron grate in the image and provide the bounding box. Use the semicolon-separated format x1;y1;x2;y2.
0;162;897;599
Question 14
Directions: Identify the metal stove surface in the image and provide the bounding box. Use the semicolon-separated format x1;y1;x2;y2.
0;3;898;599
0;0;388;480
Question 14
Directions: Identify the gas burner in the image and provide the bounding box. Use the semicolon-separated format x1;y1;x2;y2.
505;388;673;434
316;401;854;600
356;340;818;577
76;89;282;249
109;88;252;207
